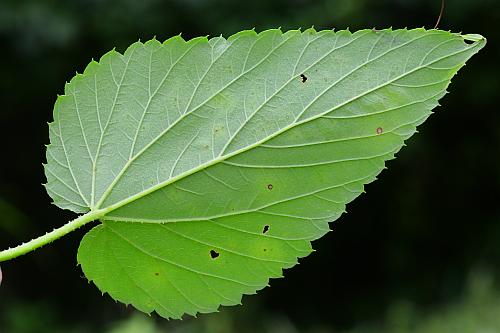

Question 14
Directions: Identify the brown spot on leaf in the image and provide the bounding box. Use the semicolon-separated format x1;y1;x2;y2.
376;127;383;134
267;184;273;190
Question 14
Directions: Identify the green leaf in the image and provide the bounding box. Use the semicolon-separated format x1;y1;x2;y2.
44;28;485;318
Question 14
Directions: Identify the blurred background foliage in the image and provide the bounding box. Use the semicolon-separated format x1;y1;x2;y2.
0;0;498;332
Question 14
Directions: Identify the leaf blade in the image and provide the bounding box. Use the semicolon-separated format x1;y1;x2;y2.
43;28;485;318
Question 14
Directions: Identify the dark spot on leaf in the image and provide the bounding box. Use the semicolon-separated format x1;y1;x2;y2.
210;250;219;259
263;225;269;234
267;184;273;190
154;272;159;276
376;127;383;134
263;248;267;252
300;74;308;83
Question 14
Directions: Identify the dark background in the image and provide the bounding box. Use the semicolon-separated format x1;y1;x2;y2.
0;0;498;332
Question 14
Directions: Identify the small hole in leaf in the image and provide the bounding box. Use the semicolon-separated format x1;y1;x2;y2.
300;74;308;83
263;225;269;234
210;250;220;259
376;127;383;134
267;184;273;190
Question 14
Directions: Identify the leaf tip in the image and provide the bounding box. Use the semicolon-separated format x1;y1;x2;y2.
462;33;486;44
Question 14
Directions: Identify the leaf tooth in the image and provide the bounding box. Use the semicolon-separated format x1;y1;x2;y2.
122;40;144;58
304;26;316;34
185;35;209;46
98;48;120;64
144;38;162;48
163;33;183;46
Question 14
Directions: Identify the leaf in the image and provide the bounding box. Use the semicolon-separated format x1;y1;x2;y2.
44;28;485;318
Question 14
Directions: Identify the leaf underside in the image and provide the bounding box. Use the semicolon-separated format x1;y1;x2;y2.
44;28;485;318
